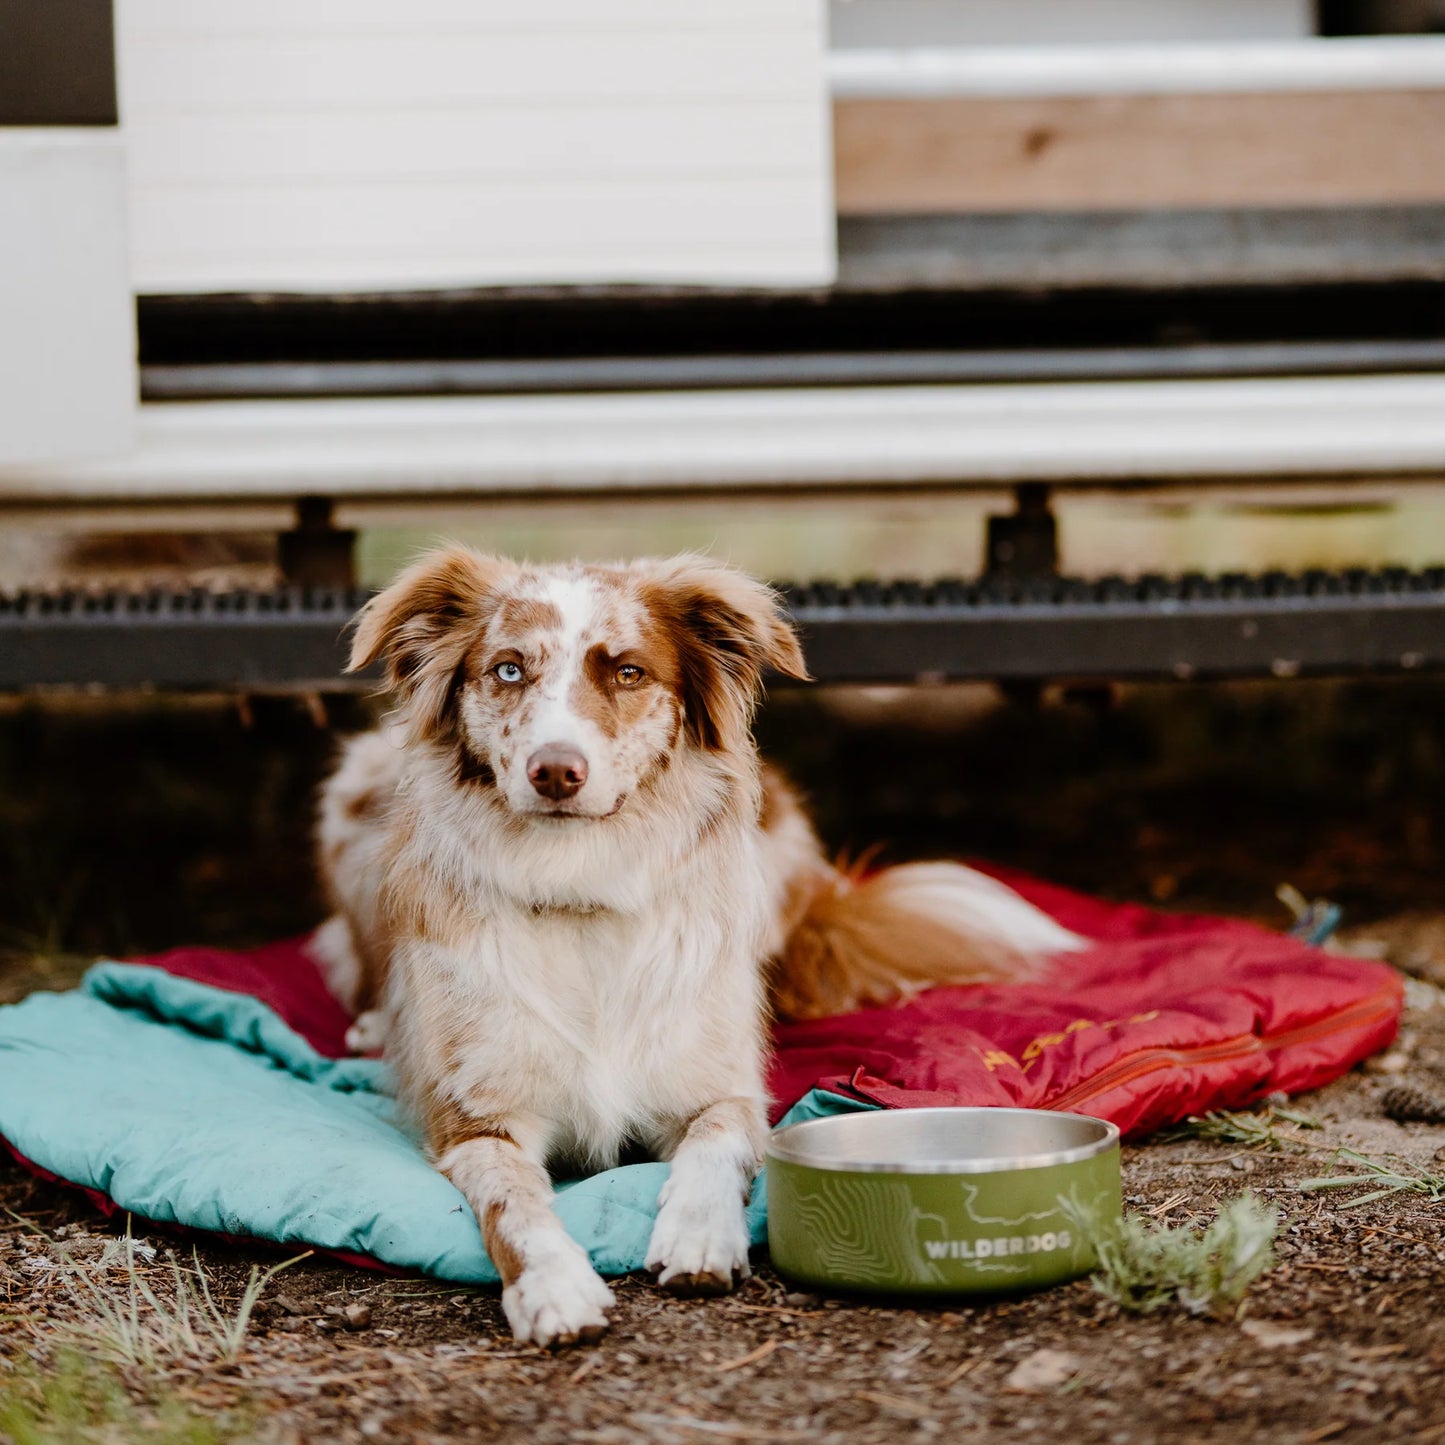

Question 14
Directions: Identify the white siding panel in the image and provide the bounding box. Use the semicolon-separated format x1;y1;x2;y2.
126;178;834;289
126;0;810;36
124;106;824;184
122;33;823;111
0;133;136;467
115;0;834;292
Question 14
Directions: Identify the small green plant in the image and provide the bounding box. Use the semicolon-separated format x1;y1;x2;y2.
1064;1193;1280;1318
54;1224;308;1370
1300;1149;1445;1208
0;1348;247;1445
1161;1104;1321;1152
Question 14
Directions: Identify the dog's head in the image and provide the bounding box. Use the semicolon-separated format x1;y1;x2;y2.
349;547;809;821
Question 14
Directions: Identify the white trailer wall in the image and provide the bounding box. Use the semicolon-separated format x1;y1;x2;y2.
0;131;136;466
115;0;836;293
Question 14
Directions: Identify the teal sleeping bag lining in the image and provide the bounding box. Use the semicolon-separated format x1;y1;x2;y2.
0;961;865;1281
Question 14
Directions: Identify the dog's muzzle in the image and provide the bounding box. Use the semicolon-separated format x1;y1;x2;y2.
527;744;589;801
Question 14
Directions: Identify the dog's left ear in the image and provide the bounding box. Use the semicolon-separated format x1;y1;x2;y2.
349;545;510;739
642;556;810;753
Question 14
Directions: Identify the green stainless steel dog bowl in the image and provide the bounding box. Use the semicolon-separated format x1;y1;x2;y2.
765;1107;1121;1296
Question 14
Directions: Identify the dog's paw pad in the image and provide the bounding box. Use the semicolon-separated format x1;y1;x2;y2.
657;1267;740;1298
571;1320;609;1346
526;1309;611;1350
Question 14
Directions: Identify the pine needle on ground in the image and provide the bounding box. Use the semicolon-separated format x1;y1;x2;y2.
1160;1104;1322;1153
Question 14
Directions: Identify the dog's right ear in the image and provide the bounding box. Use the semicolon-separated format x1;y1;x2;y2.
349;546;508;736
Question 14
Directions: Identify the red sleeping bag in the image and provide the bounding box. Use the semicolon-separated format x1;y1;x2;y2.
111;869;1400;1140
770;869;1401;1136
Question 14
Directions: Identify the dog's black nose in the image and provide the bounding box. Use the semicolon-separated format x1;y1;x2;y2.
527;745;589;801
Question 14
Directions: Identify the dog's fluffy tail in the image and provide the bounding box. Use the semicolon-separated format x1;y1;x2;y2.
761;771;1084;1021
771;859;1084;1020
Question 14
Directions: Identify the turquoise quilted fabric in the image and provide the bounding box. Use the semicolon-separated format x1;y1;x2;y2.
0;961;860;1280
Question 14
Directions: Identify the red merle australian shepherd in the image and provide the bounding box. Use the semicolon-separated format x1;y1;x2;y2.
313;547;1079;1346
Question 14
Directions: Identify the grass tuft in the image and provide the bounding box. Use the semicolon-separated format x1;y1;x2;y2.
0;1348;249;1445
1065;1193;1280;1318
52;1223;308;1371
1299;1148;1445;1209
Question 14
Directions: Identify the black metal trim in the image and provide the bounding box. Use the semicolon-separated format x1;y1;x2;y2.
4;570;1444;692
139;337;1445;401
784;570;1445;685
136;279;1445;371
0;0;117;127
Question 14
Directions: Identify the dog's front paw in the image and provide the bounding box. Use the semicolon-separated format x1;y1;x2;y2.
501;1238;614;1348
645;1190;751;1297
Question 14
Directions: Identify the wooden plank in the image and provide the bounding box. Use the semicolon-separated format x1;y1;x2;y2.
835;91;1445;213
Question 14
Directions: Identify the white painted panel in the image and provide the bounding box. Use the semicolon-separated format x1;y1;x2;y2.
124;105;824;184
115;0;834;291
830;0;1313;48
831;34;1445;98
6;375;1445;503
127;177;834;288
0;132;136;467
126;0;807;34
121;33;822;111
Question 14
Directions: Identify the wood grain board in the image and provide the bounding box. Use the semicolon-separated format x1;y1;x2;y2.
835;90;1445;212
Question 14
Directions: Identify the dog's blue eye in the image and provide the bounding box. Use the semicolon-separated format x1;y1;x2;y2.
494;662;524;684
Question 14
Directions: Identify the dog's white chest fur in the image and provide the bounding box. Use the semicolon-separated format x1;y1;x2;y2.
390;821;769;1173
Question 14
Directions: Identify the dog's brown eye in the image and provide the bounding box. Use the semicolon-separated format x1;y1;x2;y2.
494;661;525;685
616;664;644;687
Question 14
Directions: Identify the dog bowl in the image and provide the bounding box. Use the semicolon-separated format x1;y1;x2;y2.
765;1107;1121;1296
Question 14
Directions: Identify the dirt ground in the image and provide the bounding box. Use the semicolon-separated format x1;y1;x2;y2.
3;679;1445;1444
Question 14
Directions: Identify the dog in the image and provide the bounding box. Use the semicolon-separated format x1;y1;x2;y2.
312;546;1081;1347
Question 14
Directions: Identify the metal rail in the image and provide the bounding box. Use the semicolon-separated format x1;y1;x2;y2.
3;569;1443;692
139;339;1445;402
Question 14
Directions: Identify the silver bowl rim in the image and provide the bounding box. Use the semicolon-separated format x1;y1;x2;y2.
765;1106;1121;1175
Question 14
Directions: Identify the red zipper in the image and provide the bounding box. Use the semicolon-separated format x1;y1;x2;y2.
1044;985;1402;1114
